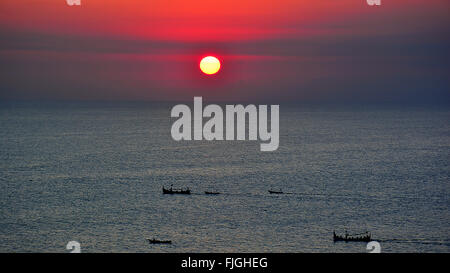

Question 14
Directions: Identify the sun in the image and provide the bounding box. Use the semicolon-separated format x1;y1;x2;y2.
200;56;221;75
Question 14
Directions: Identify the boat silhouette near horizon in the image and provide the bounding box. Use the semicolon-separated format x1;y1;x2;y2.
205;191;220;195
268;189;284;194
162;186;191;195
147;238;172;244
333;231;371;242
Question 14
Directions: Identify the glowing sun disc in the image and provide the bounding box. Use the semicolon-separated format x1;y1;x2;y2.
200;56;221;75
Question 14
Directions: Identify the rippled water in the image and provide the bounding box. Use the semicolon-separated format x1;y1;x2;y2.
0;102;449;252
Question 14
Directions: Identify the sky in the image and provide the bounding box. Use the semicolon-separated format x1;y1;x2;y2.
0;0;449;103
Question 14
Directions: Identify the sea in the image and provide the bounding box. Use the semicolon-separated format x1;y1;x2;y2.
0;101;449;252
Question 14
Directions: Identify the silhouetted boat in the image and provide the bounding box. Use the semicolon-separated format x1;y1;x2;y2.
162;186;190;195
205;191;220;195
268;189;283;194
147;238;172;244
333;231;371;242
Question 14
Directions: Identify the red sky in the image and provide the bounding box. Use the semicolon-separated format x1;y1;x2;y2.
0;0;449;102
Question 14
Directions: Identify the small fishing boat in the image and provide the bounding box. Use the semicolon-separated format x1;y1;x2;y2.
268;189;283;194
333;231;371;242
147;238;172;244
162;186;191;195
205;191;220;195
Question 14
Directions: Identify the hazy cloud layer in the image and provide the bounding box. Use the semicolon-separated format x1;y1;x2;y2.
0;0;448;103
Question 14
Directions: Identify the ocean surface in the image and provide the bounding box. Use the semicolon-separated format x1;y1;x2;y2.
0;101;449;253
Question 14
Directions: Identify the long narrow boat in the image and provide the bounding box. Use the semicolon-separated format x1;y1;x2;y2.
162;186;191;195
268;190;283;194
333;231;371;242
205;191;220;195
147;238;172;244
